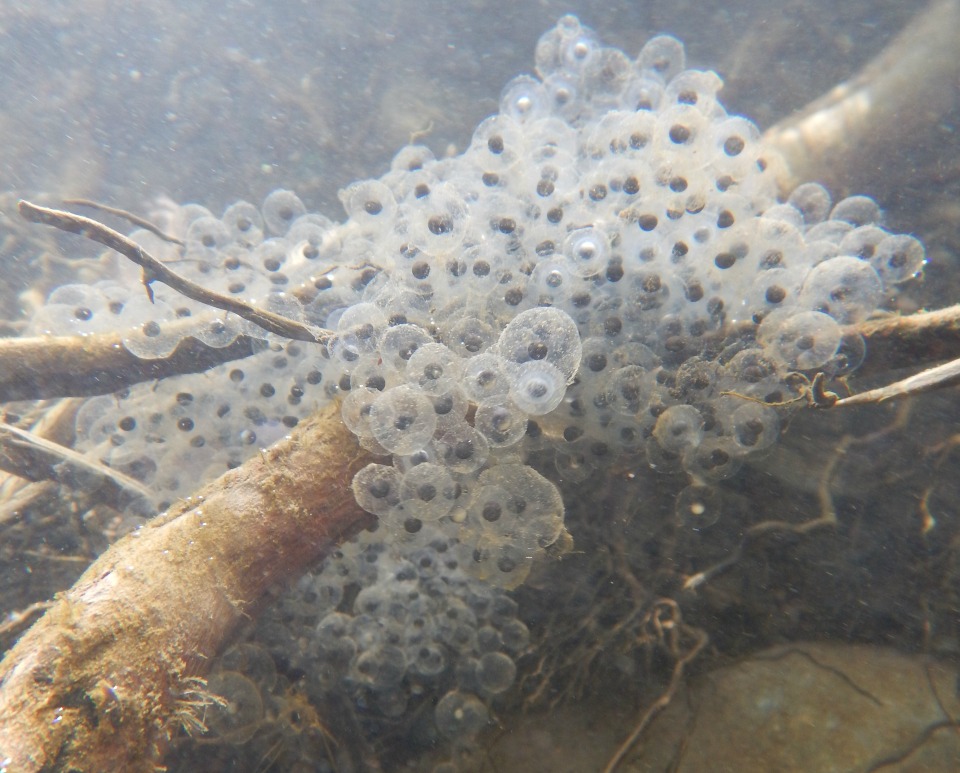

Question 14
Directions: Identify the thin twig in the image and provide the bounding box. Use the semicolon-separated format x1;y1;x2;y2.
62;198;184;246
18;200;328;344
834;357;960;407
0;421;156;515
0;601;53;638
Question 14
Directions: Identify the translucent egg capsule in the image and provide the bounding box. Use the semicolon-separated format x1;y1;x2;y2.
429;387;469;432
562;226;609;278
788;182;832;226
582;110;656;159
541;71;580;118
478;464;564;548
831;195;881;227
404;182;471;254
759;310;842;370
466;483;513;535
745;267;803;322
399;463;459;521
405;343;462;395
497;617;531;653
434;422;489;474
253;238;289;275
221;200;264;247
495;306;583;381
509;360;567;416
530;258;576;306
682;437;743;481
435;690;489;740
798;256;883;324
369;386;438;455
500;74;549;124
871;234;925;285
261;188;307;235
563;23;602;73
653;404;704;453
824;331;867;377
287;215;337;264
351;644;407;690
122;312;185;360
636;34;686;82
341;387;381;438
709;116;762;180
469;115;525;173
462;353;513;402
534;14;584;78
665;69;723;116
441;316;497;357
408;642;447;678
474;396;528;448
185;216;231;261
379;323;433;371
580;47;635;109
605;365;653;416
202;671;263;741
331;303;388;363
477;652;517;695
675;484;722;530
728;401;780;452
340;179;398;229
468;537;533;589
352;463;403;516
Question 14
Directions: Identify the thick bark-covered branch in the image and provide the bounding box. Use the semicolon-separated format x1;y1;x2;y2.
0;404;373;772
0;325;259;403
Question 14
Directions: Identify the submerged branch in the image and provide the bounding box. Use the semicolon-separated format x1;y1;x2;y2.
0;403;373;772
0;323;259;403
62;198;184;246
0;421;156;515
17;200;328;345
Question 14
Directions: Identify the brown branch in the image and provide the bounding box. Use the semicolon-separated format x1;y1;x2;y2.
62;198;184;246
857;307;960;377
0;403;374;772
17;200;328;345
835;358;960;407
0;422;156;515
0;323;259;403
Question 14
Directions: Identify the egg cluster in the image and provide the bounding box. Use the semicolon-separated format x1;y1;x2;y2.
257;522;529;750
30;14;925;752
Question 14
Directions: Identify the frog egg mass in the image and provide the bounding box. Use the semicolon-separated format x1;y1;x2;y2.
32;15;924;755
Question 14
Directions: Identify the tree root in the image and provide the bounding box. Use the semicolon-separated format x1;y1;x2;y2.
0;403;373;772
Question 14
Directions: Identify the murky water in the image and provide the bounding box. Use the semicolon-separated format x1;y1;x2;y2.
2;2;959;771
